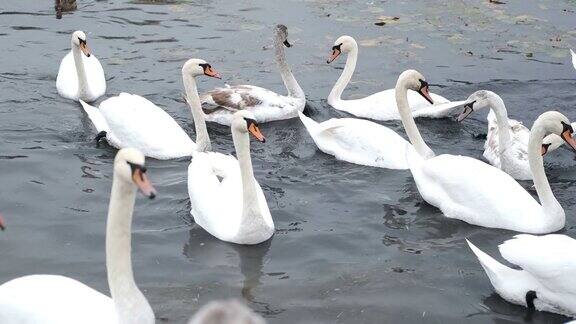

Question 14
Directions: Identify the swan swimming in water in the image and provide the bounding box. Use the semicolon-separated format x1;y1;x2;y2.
0;148;156;324
201;25;305;125
326;35;464;121
467;235;576;318
457;90;574;180
80;58;220;159
56;30;106;102
396;70;576;234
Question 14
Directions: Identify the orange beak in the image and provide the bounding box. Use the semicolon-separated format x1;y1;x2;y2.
0;214;5;231
132;169;156;199
419;85;434;105
248;123;266;142
204;66;221;79
561;129;576;152
327;48;341;64
79;42;91;57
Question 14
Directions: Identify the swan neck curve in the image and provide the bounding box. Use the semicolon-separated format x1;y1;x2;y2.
183;72;211;152
71;41;89;100
275;35;304;99
106;173;154;323
395;79;435;159
328;45;357;105
490;96;512;154
528;125;561;212
231;127;263;235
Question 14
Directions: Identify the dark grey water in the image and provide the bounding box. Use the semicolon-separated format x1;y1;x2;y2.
1;0;576;323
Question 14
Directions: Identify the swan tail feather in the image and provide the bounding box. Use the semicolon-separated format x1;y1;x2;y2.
79;100;109;134
298;111;319;134
467;239;516;289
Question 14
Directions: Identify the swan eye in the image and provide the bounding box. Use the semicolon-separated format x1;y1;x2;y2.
79;38;86;45
332;43;342;51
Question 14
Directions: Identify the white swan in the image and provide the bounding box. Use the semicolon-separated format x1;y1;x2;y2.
0;148;156;324
457;90;576;180
467;235;576;318
297;77;434;169
188;110;274;245
56;30;106;102
326;36;464;121
201;25;305;125
571;49;576;70
80;59;220;159
398;70;576;234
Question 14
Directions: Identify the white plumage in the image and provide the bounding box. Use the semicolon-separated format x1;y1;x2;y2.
298;111;410;169
188;111;274;245
56;31;106;102
326;35;464;121
80;93;195;159
467;235;576;318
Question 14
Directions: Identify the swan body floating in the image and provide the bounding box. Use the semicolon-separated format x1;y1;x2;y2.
80;59;220;159
397;70;576;234
0;148;157;324
467;236;576;318
297;76;433;169
326;36;464;121
188;110;274;245
56;31;106;102
201;25;305;125
457;90;572;180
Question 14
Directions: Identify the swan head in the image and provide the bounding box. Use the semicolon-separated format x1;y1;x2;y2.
534;111;576;153
71;30;91;57
114;148;156;199
457;90;501;122
231;111;266;143
182;58;221;79
275;24;291;47
397;69;434;104
327;35;356;63
0;213;5;231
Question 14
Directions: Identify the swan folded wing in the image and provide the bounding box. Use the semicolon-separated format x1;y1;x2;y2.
100;93;194;158
56;53;79;100
0;275;117;324
499;234;576;293
419;155;542;229
83;55;106;99
315;118;409;169
188;152;243;239
202;85;265;111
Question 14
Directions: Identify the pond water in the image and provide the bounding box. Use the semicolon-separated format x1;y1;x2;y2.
0;0;575;323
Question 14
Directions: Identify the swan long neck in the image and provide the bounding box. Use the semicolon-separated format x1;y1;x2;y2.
395;79;435;159
489;96;512;154
232;127;262;234
71;41;88;99
106;173;153;323
328;45;357;105
275;35;304;99
528;125;560;210
183;72;211;152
